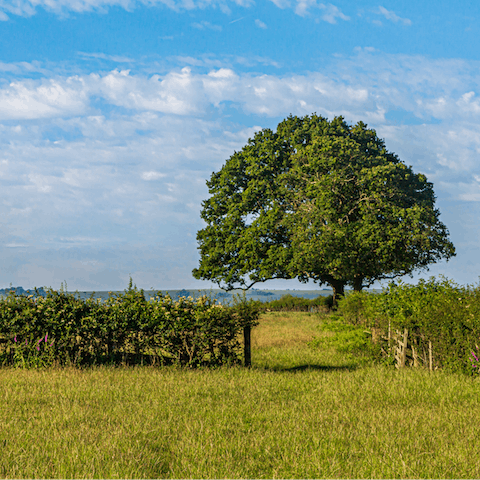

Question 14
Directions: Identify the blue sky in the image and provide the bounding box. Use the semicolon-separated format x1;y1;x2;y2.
1;0;480;290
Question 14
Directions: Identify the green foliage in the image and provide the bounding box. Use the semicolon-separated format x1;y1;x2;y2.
0;283;255;368
230;291;261;328
310;319;381;359
262;294;333;312
336;290;386;327
193;114;455;302
336;277;480;375
11;333;56;368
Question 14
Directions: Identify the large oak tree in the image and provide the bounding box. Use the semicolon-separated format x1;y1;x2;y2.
192;114;455;303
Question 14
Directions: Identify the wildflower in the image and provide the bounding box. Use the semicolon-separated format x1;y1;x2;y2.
14;335;17;343
45;333;48;343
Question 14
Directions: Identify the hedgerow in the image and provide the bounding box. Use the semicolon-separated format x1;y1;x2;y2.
335;276;480;375
262;294;333;312
0;281;259;368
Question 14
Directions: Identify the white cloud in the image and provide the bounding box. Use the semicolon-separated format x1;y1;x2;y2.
319;3;349;23
377;6;412;26
77;52;135;63
3;52;480;287
2;0;215;16
294;0;349;22
141;171;167;180
0;66;373;120
255;18;267;28
156;193;177;203
353;46;376;53
268;0;290;7
417;91;480;121
172;54;281;69
0;0;250;17
232;0;254;6
91;67;209;115
0;78;88;120
2;55;480;131
0;0;352;20
191;20;222;31
27;173;53;193
294;0;314;16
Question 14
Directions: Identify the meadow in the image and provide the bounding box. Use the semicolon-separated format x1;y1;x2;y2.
1;310;480;478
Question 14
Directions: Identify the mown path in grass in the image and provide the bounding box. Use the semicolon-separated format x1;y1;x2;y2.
1;312;480;478
251;311;363;371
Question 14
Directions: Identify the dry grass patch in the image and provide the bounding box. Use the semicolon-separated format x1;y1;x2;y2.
250;311;359;371
252;311;325;348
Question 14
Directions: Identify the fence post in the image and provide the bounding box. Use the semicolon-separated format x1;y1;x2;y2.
429;341;433;371
412;344;419;367
243;325;251;367
395;328;408;369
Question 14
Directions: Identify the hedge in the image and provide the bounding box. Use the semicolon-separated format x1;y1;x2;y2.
262;294;333;312
336;277;480;375
0;282;259;368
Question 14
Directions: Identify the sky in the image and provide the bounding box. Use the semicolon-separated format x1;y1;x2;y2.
1;0;480;291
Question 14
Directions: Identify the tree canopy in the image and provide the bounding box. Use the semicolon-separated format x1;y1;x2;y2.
192;114;455;302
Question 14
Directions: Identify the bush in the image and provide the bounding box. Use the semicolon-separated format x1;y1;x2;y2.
0;281;259;368
310;319;381;358
335;277;480;375
262;294;333;312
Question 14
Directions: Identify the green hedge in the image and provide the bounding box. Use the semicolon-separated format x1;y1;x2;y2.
262;294;333;312
0;283;259;368
336;277;480;375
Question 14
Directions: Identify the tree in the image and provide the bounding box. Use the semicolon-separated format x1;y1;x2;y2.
192;114;455;303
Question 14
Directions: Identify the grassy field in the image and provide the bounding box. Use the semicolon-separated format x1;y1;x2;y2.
1;311;480;478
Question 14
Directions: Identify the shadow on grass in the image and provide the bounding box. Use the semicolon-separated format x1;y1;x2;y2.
256;363;359;372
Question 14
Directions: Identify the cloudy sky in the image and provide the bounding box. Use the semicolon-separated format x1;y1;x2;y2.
0;0;479;291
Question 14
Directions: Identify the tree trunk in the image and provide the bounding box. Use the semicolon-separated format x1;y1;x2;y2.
330;280;345;308
353;277;363;292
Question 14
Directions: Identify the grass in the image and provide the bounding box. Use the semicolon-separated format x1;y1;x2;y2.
1;311;480;478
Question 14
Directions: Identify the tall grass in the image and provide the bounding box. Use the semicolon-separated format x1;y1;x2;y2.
0;311;479;478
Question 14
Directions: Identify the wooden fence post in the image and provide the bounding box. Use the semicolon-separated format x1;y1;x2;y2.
243;325;251;367
412;344;419;367
395;328;409;369
386;321;391;355
429;341;433;371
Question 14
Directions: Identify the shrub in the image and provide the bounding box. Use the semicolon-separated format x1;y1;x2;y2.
0;281;257;368
262;294;333;312
310;319;381;358
335;277;480;375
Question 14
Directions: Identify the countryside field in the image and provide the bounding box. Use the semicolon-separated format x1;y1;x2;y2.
1;311;480;478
